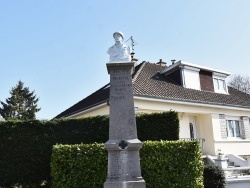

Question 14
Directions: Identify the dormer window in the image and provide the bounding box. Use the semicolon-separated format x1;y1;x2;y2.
214;78;226;93
213;72;228;94
160;60;230;94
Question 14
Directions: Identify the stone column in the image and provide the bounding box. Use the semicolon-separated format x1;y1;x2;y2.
104;62;146;188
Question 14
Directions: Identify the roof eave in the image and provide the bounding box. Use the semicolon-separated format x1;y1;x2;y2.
133;95;250;111
60;100;108;118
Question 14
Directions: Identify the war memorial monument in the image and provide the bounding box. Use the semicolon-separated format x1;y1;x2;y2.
104;32;146;188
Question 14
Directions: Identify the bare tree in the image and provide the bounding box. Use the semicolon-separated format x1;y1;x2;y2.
228;74;250;94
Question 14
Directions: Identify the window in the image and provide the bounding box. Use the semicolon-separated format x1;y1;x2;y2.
226;120;241;138
214;78;227;93
189;123;195;139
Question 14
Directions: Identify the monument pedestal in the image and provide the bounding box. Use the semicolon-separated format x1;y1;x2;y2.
104;62;146;188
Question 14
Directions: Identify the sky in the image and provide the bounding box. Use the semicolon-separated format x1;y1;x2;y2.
0;0;250;120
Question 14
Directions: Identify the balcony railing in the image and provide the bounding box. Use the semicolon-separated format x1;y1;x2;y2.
179;138;205;152
224;166;250;179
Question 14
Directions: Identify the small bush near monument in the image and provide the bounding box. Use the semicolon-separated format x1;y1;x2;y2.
142;140;204;188
51;143;107;188
203;165;225;188
0;111;179;187
51;141;204;188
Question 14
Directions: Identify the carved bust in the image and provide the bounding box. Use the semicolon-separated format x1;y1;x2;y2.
107;31;131;62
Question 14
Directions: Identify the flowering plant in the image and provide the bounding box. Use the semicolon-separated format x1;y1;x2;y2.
217;149;224;159
217;149;224;155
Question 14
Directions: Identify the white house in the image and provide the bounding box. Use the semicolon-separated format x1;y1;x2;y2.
56;60;250;157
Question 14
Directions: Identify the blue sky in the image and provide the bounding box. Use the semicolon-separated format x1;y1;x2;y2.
0;0;250;120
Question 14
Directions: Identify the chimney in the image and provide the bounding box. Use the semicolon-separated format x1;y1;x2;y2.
156;59;167;66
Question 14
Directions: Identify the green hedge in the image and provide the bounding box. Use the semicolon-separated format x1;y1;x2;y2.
51;141;204;188
51;143;107;188
0;120;53;187
0;111;179;187
203;165;225;188
142;140;203;188
137;111;179;140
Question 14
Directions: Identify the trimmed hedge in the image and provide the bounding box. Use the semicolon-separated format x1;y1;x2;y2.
137;111;179;140
51;143;107;188
0;120;53;187
51;141;204;188
0;111;179;187
142;140;204;188
203;165;225;188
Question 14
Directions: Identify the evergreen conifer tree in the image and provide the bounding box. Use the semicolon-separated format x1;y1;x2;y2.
0;81;41;120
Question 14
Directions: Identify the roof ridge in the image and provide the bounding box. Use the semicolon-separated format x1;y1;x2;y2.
93;83;110;93
54;84;110;118
132;61;147;83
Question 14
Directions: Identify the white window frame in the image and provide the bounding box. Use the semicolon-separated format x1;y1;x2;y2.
180;66;201;90
226;116;241;139
213;72;228;94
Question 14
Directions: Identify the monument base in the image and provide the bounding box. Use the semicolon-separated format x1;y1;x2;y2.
104;179;146;188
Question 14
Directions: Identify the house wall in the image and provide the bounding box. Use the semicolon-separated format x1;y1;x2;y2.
211;114;222;141
215;141;250;155
179;114;190;138
211;114;250;155
134;98;250;155
70;98;250;155
196;114;215;155
134;98;250;117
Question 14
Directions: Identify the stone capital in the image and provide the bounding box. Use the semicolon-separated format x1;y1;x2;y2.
106;62;136;75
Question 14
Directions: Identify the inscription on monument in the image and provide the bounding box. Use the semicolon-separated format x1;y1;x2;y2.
120;151;128;177
109;152;119;178
110;74;131;101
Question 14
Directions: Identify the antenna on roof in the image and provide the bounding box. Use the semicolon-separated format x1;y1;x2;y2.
126;36;138;53
126;36;138;62
171;59;176;65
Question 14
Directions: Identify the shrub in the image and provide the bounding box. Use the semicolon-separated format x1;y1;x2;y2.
0;120;53;187
51;143;107;188
137;111;179;141
0;111;179;187
51;140;203;188
141;140;204;188
203;165;225;188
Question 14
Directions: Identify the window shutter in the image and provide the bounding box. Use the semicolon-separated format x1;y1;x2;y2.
219;114;227;139
240;116;250;139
